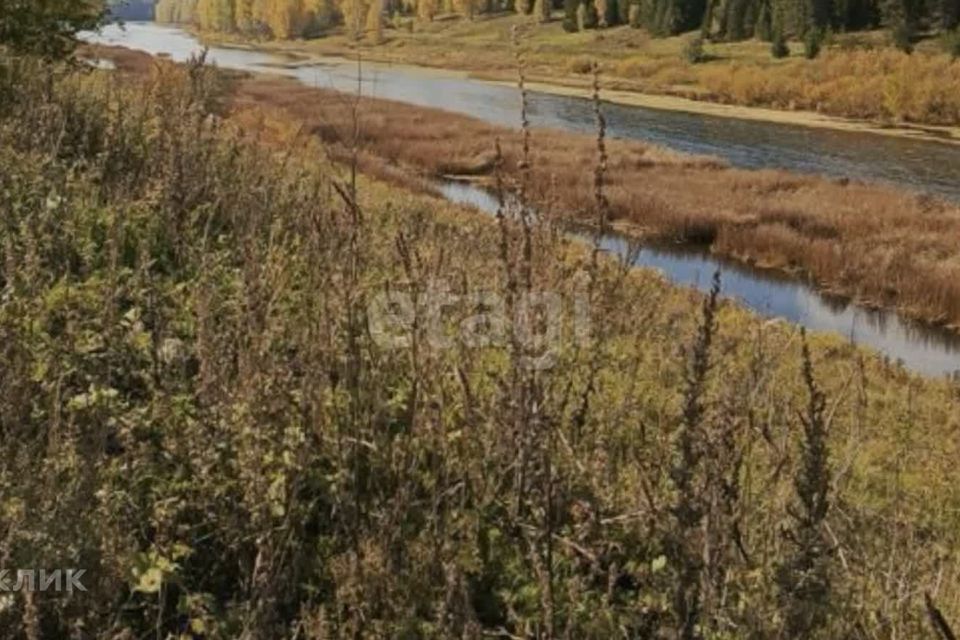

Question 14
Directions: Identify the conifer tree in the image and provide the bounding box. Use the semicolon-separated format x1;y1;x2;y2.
563;0;581;29
942;0;960;28
0;0;105;58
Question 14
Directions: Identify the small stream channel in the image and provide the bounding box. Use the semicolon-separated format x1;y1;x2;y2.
436;180;960;377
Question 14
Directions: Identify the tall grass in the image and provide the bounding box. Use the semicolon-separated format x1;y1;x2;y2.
1;54;960;638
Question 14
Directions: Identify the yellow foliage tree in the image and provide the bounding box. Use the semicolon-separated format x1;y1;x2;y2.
533;0;550;21
341;0;366;38
234;0;255;30
197;0;235;30
417;0;437;21
365;0;384;41
454;0;476;18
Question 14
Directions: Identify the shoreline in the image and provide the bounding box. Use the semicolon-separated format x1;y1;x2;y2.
193;29;960;147
86;42;960;366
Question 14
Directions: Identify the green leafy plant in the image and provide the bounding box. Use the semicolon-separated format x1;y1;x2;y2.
683;35;707;63
804;27;824;59
942;29;960;59
771;29;790;58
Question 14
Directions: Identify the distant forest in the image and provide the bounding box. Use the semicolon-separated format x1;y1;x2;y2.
155;0;959;41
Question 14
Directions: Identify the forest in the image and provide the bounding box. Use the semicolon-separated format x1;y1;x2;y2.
153;0;960;48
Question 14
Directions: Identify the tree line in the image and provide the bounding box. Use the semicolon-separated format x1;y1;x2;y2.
153;0;960;43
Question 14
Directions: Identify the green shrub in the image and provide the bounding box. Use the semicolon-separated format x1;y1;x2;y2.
892;21;914;53
942;29;960;59
771;30;790;58
568;54;594;73
683;36;706;64
804;27;824;59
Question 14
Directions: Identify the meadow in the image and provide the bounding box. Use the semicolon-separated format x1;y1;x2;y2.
1;48;960;638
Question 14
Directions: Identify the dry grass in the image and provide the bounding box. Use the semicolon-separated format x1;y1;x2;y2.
698;48;960;125
91;45;960;329
134;52;960;330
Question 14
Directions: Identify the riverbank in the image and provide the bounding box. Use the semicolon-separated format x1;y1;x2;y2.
190;14;960;144
90;43;960;339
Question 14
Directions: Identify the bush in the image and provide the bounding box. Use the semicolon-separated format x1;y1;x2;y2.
1;0;106;58
804;28;823;59
892;21;914;53
942;29;960;59
683;36;706;64
771;31;790;58
568;54;594;73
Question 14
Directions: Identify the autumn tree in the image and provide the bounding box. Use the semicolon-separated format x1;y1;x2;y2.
366;0;384;41
533;0;552;20
455;0;479;18
197;0;236;30
417;0;438;21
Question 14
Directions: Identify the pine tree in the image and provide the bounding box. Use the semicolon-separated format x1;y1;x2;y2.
809;0;833;30
755;0;772;39
563;0;581;28
771;22;790;55
0;0;106;58
942;0;960;28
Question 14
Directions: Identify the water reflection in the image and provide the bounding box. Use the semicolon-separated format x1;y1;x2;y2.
435;179;960;377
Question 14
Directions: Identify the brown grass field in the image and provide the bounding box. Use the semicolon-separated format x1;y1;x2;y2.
91;44;960;332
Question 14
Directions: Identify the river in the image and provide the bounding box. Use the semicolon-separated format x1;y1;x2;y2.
82;22;960;376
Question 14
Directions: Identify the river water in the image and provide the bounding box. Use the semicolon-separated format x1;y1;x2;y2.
82;22;960;376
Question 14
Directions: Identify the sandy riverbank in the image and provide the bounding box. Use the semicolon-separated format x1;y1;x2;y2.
195;31;960;146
